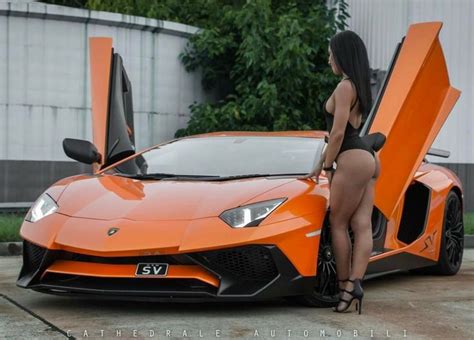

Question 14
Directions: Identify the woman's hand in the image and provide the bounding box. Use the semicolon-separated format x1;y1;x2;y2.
298;143;328;183
298;162;323;183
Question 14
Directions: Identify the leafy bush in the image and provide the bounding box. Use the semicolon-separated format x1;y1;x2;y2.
176;0;349;136
0;213;24;242
43;0;242;28
43;0;349;136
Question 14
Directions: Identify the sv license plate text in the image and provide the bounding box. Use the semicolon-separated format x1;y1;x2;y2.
135;263;169;276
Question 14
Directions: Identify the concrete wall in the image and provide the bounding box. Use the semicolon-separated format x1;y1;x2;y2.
1;1;472;211
346;0;473;211
0;2;214;203
0;1;213;161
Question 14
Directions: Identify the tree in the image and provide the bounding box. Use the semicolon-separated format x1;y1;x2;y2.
176;0;349;137
42;0;349;136
43;0;244;28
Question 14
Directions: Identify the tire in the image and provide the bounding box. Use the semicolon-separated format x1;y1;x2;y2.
289;222;340;307
411;190;464;275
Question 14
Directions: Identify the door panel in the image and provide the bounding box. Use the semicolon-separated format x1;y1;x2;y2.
89;37;136;171
106;53;136;166
368;22;460;219
89;37;112;170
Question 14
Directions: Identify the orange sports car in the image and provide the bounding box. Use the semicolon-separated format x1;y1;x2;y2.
17;22;464;306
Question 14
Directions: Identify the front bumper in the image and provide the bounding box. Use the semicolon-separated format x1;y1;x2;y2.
17;241;317;302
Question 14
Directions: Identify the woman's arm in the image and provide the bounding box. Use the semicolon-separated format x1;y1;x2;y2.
324;81;354;167
318;144;328;167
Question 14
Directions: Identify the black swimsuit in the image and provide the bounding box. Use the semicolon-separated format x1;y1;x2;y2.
323;90;375;161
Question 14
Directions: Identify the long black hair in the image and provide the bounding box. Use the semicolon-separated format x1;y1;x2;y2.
330;30;372;120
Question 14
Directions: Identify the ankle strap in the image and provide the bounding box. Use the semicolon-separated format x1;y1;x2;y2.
339;288;356;294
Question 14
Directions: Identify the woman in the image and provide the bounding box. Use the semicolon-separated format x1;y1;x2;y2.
299;30;380;314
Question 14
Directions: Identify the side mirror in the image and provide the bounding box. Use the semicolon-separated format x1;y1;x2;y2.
63;138;102;164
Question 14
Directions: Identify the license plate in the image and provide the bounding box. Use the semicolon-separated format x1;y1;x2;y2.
135;263;169;277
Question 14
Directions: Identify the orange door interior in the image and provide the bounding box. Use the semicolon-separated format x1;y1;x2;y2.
369;22;461;219
89;37;113;171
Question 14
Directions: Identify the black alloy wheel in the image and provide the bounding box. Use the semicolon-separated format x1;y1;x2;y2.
439;191;464;274
290;222;339;307
411;190;464;275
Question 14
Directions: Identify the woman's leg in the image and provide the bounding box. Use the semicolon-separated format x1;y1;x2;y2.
349;178;375;280
329;150;376;289
349;152;380;280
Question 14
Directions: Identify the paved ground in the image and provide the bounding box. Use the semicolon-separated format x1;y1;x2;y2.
0;250;473;340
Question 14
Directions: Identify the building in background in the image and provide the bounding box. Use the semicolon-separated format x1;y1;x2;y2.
0;1;472;212
0;1;213;206
346;0;473;211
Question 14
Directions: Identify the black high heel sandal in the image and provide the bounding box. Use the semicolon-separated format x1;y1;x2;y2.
337;278;352;287
333;278;364;314
337;278;352;293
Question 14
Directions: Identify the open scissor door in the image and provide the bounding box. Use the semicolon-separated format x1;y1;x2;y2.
89;37;135;172
361;22;460;219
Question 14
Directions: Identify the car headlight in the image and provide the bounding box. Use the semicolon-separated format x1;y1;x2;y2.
25;193;58;223
219;198;287;228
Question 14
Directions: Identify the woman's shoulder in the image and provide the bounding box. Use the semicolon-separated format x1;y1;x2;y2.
334;78;356;100
336;78;355;91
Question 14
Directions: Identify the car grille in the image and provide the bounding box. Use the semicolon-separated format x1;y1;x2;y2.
21;242;282;296
57;246;279;282
195;245;279;281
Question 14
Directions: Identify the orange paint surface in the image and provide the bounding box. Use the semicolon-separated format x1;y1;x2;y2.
89;37;113;171
43;261;220;287
370;22;460;218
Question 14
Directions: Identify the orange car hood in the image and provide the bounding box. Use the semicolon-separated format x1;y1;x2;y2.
56;174;298;221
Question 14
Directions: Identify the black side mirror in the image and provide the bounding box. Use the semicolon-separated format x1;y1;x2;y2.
63;138;102;164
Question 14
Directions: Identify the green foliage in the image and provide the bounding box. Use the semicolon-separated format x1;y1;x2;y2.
42;0;349;136
41;0;89;7
0;213;24;242
43;0;243;28
466;212;474;235
176;0;349;137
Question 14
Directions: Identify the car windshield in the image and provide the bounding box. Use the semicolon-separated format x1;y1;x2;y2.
107;136;324;178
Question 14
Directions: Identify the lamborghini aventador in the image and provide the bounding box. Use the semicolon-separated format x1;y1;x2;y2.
17;22;464;307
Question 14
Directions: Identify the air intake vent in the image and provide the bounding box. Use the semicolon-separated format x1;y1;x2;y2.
198;245;278;281
24;241;47;272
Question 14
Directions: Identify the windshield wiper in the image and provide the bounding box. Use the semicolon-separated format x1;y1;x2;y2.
160;174;222;181
205;173;305;181
112;173;305;181
113;173;221;181
113;173;178;180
